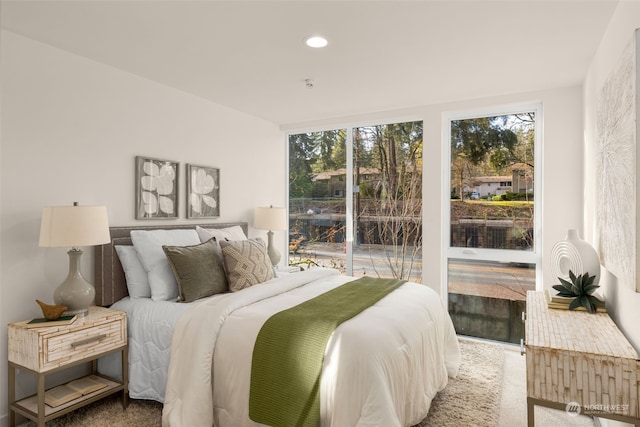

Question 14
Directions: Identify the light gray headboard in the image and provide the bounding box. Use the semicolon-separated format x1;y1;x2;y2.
94;222;249;306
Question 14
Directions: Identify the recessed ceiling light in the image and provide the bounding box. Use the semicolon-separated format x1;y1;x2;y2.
304;35;328;48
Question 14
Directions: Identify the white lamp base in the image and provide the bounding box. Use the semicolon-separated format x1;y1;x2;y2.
53;248;95;316
266;230;281;266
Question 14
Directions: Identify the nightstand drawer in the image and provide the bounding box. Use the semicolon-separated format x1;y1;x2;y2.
43;318;125;368
8;306;126;372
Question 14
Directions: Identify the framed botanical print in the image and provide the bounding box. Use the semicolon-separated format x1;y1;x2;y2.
135;156;179;219
186;164;220;218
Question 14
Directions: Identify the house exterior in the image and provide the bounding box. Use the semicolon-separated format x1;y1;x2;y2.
462;164;533;199
463;175;512;199
312;167;381;198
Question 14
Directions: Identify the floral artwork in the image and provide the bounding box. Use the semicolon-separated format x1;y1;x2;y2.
187;164;219;218
135;156;179;219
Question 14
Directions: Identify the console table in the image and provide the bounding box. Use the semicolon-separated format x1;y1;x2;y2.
525;291;640;426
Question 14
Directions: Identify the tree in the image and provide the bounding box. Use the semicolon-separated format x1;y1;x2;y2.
311;129;345;173
450;114;535;199
356;121;423;281
451;116;519;167
289;122;424;282
288;133;315;199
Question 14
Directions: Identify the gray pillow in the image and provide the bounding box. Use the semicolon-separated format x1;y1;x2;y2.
162;238;228;302
219;238;274;292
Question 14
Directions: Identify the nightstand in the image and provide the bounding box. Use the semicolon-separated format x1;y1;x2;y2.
524;291;640;426
7;306;128;427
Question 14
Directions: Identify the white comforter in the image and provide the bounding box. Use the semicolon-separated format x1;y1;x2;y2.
162;268;460;427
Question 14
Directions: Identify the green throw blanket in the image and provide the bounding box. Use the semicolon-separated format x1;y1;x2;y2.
249;277;405;427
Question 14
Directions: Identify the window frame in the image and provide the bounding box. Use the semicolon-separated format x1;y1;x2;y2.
286;118;424;280
442;102;543;290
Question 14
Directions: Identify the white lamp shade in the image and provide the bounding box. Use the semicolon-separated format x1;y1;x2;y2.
254;206;287;231
39;205;110;248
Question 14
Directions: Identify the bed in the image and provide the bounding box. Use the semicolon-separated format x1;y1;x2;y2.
95;222;461;427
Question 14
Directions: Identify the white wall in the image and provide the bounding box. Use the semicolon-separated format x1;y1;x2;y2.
584;1;640;346
584;0;640;347
583;3;640;426
0;30;286;425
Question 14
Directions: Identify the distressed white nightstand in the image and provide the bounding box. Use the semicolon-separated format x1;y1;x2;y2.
7;306;128;427
525;291;640;426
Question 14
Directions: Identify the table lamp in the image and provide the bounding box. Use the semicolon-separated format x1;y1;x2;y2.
39;202;110;315
254;206;287;266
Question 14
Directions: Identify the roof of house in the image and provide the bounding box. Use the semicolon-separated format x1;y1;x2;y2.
473;176;512;184
313;168;381;181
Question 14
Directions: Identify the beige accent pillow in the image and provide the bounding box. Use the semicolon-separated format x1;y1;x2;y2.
220;238;274;292
163;238;228;302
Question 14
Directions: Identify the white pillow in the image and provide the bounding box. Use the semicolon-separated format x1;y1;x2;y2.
130;229;200;301
196;225;247;258
115;245;151;299
196;225;247;244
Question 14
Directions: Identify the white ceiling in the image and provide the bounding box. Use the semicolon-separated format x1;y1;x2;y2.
1;0;619;127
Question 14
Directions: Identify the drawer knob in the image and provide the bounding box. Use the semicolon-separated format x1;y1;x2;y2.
71;334;107;349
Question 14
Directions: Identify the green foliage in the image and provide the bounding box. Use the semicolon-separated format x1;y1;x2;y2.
288;133;315;198
358;182;376;198
449;113;536;202
451;116;519;166
503;191;533;201
552;270;604;313
491;192;533;202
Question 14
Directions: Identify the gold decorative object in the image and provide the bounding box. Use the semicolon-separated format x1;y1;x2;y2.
36;299;68;320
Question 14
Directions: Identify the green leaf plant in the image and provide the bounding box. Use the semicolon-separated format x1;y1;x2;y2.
552;270;604;313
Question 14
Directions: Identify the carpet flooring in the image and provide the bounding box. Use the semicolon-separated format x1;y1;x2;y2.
417;339;504;426
16;338;595;427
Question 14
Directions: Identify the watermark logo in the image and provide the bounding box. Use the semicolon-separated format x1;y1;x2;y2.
566;402;581;417
565;401;630;417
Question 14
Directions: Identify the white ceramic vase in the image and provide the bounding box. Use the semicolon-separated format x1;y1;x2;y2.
550;229;600;286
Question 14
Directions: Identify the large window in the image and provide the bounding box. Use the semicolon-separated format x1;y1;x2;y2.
288;121;423;281
445;106;541;343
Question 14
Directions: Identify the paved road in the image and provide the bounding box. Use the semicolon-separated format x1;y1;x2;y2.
291;243;534;300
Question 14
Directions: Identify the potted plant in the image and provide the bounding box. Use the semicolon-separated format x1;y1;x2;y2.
552;270;604;313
